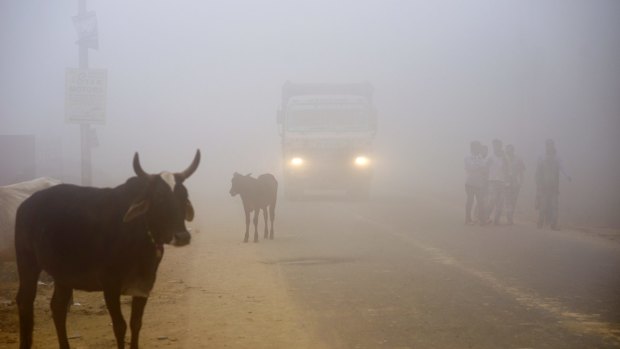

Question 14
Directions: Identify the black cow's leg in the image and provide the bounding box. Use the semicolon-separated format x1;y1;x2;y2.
16;261;40;349
104;289;127;349
50;284;73;349
263;208;269;239
244;209;250;243
130;296;148;349
253;209;259;242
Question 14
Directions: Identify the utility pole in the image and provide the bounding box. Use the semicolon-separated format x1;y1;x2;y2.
67;0;104;186
78;0;92;186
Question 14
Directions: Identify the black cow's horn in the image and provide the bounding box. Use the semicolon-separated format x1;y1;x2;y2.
133;152;149;178
177;149;201;181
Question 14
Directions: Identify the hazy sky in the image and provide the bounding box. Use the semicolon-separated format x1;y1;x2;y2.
1;1;619;224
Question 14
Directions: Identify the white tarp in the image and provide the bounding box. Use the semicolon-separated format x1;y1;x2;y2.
0;178;61;261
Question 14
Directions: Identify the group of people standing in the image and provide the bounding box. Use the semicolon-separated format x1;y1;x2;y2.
464;138;569;229
465;139;571;230
465;139;525;226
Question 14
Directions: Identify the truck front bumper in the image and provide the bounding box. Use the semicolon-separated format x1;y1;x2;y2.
283;155;373;192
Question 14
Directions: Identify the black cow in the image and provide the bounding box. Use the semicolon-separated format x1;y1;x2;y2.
229;173;277;242
14;150;200;349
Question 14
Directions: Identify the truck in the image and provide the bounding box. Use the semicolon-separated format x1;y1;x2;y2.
277;82;377;199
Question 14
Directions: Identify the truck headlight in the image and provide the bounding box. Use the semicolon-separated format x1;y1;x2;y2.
290;157;304;167
354;156;370;167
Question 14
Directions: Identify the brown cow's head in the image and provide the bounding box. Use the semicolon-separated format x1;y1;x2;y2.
229;172;252;197
123;150;200;246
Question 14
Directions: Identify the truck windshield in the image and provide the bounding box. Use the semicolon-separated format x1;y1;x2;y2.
286;107;370;131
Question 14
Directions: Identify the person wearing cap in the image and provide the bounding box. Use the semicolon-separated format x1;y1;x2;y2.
536;139;571;230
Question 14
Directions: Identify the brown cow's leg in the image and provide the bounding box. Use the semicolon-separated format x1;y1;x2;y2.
253;209;259;242
16;256;40;349
269;204;275;240
104;289;127;349
244;209;250;243
50;284;73;349
130;296;148;349
263;208;269;239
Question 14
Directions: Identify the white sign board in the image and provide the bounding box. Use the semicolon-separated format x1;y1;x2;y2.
65;68;107;124
72;11;98;49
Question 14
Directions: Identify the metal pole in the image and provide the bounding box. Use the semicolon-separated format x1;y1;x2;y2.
78;0;92;186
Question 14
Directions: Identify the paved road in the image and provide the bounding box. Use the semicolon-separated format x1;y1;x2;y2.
257;197;620;349
2;196;618;348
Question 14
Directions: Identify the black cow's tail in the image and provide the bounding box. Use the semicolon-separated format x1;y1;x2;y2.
14;201;42;347
14;201;41;278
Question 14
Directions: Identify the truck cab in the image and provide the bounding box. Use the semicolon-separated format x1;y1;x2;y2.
277;82;377;199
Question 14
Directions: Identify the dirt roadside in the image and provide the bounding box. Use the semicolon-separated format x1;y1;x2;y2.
0;217;328;349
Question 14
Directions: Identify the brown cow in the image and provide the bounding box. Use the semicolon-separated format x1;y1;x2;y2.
229;173;278;242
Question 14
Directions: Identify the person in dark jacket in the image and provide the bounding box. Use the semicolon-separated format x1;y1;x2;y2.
536;139;571;230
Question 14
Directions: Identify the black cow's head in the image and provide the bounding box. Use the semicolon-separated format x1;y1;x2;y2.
123;150;200;246
229;172;251;197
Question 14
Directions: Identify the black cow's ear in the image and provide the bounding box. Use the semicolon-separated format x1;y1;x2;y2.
123;200;150;222
186;200;195;222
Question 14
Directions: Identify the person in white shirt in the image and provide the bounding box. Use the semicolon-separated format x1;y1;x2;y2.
505;144;526;225
464;141;485;225
486;139;509;225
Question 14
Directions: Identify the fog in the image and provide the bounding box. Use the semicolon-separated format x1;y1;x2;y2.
1;0;620;227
